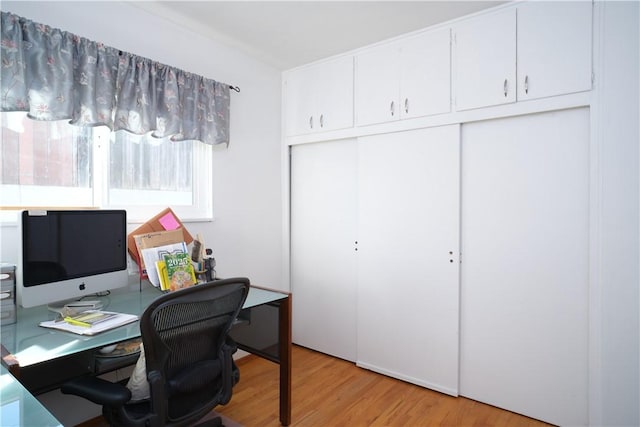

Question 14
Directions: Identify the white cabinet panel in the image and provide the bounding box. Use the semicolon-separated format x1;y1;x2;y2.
290;139;358;361
285;66;316;136
355;43;400;126
284;56;354;136
356;28;451;126
460;108;589;426
517;1;592;100
454;8;516;111
317;57;355;132
357;125;460;396
400;28;451;119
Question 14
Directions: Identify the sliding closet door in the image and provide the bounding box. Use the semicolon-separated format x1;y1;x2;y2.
357;125;460;395
290;139;358;361
460;108;589;426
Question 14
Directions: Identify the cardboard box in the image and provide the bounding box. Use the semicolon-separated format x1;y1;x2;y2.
127;208;193;264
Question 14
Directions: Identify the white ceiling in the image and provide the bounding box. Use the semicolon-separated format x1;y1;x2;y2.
130;1;506;70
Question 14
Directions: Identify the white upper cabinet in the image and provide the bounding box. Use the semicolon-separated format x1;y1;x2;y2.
454;8;517;111
516;1;592;101
455;3;593;111
355;43;400;126
400;29;452;120
355;27;451;126
285;65;315;136
284;56;354;136
284;1;594;140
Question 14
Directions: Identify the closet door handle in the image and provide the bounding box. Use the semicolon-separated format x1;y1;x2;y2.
524;75;529;94
390;101;395;116
320;114;324;128
309;116;313;129
404;98;409;114
503;79;508;97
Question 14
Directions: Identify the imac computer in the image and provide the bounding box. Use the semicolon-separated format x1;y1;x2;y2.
17;209;129;308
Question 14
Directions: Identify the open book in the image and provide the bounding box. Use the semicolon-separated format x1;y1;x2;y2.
64;310;120;327
39;310;138;336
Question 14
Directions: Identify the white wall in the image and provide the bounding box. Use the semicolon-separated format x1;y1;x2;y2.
0;1;284;292
0;2;283;424
593;2;639;426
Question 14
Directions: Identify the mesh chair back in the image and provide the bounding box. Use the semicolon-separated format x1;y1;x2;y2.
140;278;249;425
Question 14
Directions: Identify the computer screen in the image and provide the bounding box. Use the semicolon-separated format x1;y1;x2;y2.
17;209;129;308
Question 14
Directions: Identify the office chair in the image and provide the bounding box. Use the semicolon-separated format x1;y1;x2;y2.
61;277;250;427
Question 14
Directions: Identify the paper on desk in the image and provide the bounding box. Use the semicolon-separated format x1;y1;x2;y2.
39;312;139;336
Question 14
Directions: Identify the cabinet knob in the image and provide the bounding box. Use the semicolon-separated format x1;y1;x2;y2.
390;101;395;116
309;116;313;129
524;75;529;94
404;98;409;114
503;79;508;97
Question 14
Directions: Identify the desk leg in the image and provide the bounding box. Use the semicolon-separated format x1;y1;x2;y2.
279;294;292;426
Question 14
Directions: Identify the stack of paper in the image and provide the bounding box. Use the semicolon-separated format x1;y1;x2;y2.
39;311;138;336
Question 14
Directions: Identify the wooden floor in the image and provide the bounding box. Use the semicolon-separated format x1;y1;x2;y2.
78;345;552;426
221;345;552;427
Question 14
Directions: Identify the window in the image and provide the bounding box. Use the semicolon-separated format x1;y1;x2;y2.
0;112;93;208
0;112;213;222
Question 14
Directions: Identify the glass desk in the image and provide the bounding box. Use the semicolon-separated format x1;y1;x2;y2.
1;365;62;427
0;282;292;426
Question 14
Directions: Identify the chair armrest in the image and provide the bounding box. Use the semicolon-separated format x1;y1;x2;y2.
147;369;168;424
61;376;131;406
219;340;238;404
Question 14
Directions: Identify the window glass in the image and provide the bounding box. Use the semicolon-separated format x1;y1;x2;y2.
108;131;194;208
109;131;192;192
0;112;213;222
0;112;93;207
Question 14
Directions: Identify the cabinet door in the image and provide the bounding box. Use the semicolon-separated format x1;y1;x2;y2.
355;44;400;126
454;8;516;111
460;109;589;426
517;1;592;100
400;28;451;119
314;56;354;133
284;66;317;136
284;57;354;136
290;139;358;361
357;125;460;396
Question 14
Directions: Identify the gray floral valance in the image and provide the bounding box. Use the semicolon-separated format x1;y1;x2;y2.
0;11;231;145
